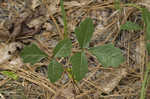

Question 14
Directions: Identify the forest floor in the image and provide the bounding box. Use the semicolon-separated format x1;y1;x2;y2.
0;0;150;99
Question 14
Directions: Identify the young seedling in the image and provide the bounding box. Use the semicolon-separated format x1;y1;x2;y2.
20;0;125;83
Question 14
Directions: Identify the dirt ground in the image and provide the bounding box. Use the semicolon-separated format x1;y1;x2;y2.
0;0;150;99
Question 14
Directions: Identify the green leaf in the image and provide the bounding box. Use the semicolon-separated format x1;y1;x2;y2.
60;0;68;38
146;42;150;54
75;18;94;48
142;8;150;40
20;43;48;65
70;52;88;81
142;8;150;26
146;24;150;40
89;43;124;67
53;38;72;57
1;71;18;80
48;59;64;83
120;21;142;31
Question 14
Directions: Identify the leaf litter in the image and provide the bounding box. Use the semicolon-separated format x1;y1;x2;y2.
0;42;22;68
0;0;148;99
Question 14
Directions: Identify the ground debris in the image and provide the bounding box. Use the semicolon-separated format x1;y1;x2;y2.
0;0;147;98
95;68;127;93
141;0;150;11
0;0;47;41
0;42;23;69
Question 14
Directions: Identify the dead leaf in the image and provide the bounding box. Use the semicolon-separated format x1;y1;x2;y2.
0;0;47;41
54;84;75;99
0;27;9;41
95;68;127;93
141;0;150;11
31;0;41;10
9;56;23;68
43;22;53;31
0;42;22;65
27;16;45;28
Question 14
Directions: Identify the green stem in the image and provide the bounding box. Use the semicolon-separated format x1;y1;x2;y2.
124;3;142;11
140;63;150;99
60;0;68;38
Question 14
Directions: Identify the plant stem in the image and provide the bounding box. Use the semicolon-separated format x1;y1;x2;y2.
140;63;150;99
124;3;142;11
60;0;68;38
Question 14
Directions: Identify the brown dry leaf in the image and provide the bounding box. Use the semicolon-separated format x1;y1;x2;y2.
135;36;146;65
0;20;13;41
43;22;54;31
140;0;150;11
95;68;127;93
27;16;46;28
0;28;9;41
0;0;47;41
47;0;60;15
9;56;23;68
0;42;22;66
54;84;74;99
30;0;41;10
61;85;75;99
